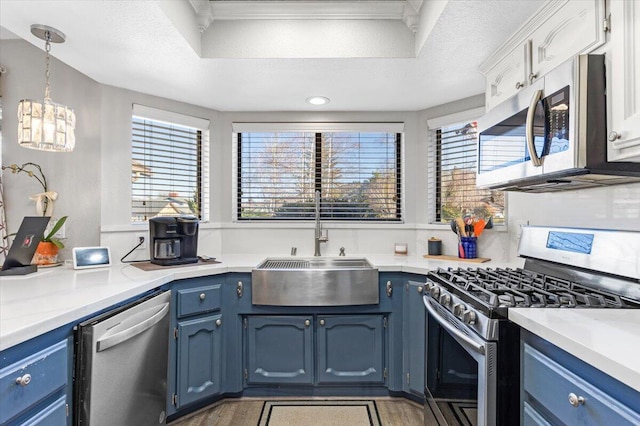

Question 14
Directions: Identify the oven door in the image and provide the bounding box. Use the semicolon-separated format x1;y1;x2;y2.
423;295;496;426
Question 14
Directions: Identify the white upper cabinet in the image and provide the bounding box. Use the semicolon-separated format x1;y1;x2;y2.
480;0;606;112
608;0;640;161
484;42;530;111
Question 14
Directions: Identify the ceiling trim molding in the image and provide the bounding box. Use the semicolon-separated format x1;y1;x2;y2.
189;0;214;33
402;0;423;33
191;1;423;36
208;1;406;21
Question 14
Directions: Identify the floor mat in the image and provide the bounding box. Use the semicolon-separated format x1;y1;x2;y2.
436;400;477;426
258;400;381;426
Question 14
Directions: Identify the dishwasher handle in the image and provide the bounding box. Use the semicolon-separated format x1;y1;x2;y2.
97;302;170;352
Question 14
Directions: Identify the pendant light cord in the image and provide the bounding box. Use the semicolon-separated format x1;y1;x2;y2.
44;31;51;101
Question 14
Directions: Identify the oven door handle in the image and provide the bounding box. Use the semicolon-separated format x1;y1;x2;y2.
424;296;486;355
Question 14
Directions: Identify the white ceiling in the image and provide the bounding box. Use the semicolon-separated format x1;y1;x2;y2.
0;0;544;112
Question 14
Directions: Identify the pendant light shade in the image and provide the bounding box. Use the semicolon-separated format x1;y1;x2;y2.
18;24;76;152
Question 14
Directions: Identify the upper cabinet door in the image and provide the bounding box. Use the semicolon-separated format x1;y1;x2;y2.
484;43;529;112
481;0;606;112
608;0;640;161
530;0;606;81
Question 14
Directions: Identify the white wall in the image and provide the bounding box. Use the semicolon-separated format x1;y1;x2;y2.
506;185;640;258
98;84;221;261
216;110;421;258
1;40;101;261
8;38;637;266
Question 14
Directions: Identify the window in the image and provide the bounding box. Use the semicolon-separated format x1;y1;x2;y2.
131;105;209;222
433;120;504;224
235;125;402;221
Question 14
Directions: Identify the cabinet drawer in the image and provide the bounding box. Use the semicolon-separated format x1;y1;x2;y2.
177;284;221;318
0;339;68;424
523;343;640;426
523;401;551;426
21;395;67;426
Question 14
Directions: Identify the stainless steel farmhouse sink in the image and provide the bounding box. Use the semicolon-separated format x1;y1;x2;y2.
251;258;379;306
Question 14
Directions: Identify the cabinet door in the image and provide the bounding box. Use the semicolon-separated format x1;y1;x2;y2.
522;342;640;425
485;44;529;111
530;0;605;80
403;281;426;396
316;315;385;384
609;0;640;161
176;314;222;408
245;316;313;385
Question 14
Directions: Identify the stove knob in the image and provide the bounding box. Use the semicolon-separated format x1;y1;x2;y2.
424;282;433;292
439;293;451;306
462;309;477;325
453;303;466;317
430;285;441;299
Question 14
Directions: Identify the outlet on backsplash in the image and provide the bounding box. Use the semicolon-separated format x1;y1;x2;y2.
134;233;148;250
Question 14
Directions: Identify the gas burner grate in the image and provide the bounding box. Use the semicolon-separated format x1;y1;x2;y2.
429;266;635;310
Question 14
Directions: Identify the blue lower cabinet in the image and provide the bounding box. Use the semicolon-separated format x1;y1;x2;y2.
522;334;640;425
0;338;70;426
523;401;552;426
403;281;425;396
316;315;385;384
20;395;67;426
245;316;314;385
176;314;223;408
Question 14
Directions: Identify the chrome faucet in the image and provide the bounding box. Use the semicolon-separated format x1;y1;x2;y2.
314;190;328;256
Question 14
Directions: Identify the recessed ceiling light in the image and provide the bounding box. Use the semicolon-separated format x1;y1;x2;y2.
306;96;330;105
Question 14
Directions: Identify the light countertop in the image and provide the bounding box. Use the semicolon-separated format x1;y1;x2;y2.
509;309;640;392
3;254;639;393
1;254;519;352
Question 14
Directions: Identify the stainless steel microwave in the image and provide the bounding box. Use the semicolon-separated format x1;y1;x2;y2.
477;54;640;192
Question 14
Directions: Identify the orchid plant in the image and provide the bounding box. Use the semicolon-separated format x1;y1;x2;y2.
2;162;66;246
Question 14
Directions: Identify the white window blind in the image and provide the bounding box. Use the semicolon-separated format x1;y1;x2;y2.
131;106;209;222
236;128;402;221
434;120;504;223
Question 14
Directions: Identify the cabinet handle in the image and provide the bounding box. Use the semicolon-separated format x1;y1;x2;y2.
215;319;222;327
319;319;325;326
528;72;538;82
568;392;585;407
386;281;393;297
515;81;524;89
304;319;310;327
417;286;423;294
236;281;243;298
608;131;622;142
199;293;206;301
15;374;31;387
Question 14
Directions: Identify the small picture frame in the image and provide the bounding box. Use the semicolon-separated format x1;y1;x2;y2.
72;246;112;270
394;243;408;256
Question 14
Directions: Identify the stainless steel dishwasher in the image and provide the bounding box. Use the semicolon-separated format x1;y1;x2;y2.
75;290;171;426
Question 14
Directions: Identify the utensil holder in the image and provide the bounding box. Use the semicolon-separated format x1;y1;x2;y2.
460;236;477;259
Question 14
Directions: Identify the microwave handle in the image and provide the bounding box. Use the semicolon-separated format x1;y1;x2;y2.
525;89;544;167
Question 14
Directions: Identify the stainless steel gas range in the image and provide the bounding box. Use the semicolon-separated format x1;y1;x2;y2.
422;226;640;426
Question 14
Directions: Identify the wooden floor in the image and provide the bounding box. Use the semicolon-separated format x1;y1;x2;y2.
170;397;424;426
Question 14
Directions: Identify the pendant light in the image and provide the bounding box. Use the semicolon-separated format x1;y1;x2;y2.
17;24;76;152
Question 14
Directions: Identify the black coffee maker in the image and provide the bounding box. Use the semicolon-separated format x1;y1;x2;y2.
149;216;199;266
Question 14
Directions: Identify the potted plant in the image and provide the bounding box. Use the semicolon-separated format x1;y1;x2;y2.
33;216;68;265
